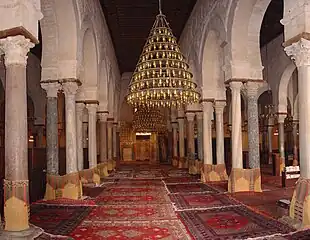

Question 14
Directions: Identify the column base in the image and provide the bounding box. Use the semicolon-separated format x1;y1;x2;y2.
97;163;109;177
189;160;202;175
201;164;228;182
289;178;310;227
0;224;43;240
107;159;114;171
178;157;188;169
172;157;179;167
228;168;262;193
44;172;82;200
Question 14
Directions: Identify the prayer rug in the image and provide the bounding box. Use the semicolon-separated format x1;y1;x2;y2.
166;169;190;178
35;233;73;240
166;183;218;194
107;170;133;179
283;229;310;240
102;187;159;194
84;204;177;221
95;193;171;205
207;181;228;193
164;177;200;184
116;179;164;186
70;220;191;240
178;206;294;239
82;186;105;198
33;198;97;207
30;205;92;235
133;170;165;179
170;193;240;211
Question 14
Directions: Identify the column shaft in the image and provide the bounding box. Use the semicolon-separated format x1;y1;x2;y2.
113;123;117;159
100;121;107;163
172;123;178;158
278;121;285;160
86;104;98;169
107;121;113;164
202;101;213;165
267;125;274;164
76;102;84;171
214;101;226;165
196;112;203;161
186;113;195;161
230;82;243;169
178;118;185;158
292;121;299;165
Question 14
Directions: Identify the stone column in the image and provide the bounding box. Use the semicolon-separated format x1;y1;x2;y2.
76;102;85;171
171;122;178;167
107;119;113;171
196;111;203;172
201;101;213;182
292;120;299;166
82;119;88;149
98;112;108;176
246;82;261;169
186;112;196;174
214;101;226;165
86;103;98;169
41;82;61;175
278;114;286;173
0;35;34;232
62;82;79;174
267;117;274;164
285;38;310;225
112;122;118;169
177;116;186;168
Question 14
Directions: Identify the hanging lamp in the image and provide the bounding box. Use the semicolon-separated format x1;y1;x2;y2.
132;108;167;133
126;0;200;108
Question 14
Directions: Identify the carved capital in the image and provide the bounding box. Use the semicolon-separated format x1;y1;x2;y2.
229;81;243;92
86;103;97;116
277;114;287;123
285;38;310;67
41;82;61;98
98;112;108;122
214;101;226;114
186;112;195;122
62;82;78;96
0;35;34;66
75;102;85;114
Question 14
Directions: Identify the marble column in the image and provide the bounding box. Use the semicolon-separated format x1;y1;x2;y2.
86;103;98;169
177;116;186;168
0;35;34;231
113;122;118;162
267;117;274;164
278;114;286;172
82;119;88;149
41;82;61;175
230;82;243;169
186;112;195;173
76;102;85;171
107;119;113;170
196;112;203;162
172;122;178;166
292;120;299;166
214;101;226;165
98;112;108;176
202;101;213;166
62;82;79;174
246;82;261;169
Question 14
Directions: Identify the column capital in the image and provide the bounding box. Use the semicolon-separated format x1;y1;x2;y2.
41;82;61;98
245;81;262;97
86;103;97;115
171;122;178;129
285;38;310;67
214;100;226;113
229;81;244;91
76;102;85;113
62;82;78;96
196;111;203;120
186;112;195;122
277;113;287;123
0;35;34;67
98;112;108;122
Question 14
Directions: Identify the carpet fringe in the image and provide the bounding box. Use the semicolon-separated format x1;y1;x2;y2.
172;204;243;212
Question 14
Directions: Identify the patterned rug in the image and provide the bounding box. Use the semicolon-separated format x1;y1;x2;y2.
170;193;240;211
70;220;191;240
95;193;171;205
178;206;294;239
166;183;218;194
35;233;73;240
33;198;97;207
107;170;133;179
133;170;166;179
30;205;92;235
166;169;190;178
164;177;200;184
207;181;228;193
83;186;105;198
84;204;177;221
115;179;164;187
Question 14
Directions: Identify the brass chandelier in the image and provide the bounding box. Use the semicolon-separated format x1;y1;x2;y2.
126;0;200;108
132;108;167;133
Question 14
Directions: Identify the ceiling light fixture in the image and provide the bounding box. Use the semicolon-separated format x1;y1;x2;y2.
126;0;200;108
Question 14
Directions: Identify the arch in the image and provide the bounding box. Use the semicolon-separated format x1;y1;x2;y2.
98;60;108;105
81;27;98;87
278;62;296;113
228;0;273;80
40;0;79;80
257;82;271;99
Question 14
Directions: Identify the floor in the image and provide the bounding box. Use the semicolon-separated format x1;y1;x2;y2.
31;164;310;240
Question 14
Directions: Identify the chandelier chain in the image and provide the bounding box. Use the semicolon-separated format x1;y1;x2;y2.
158;0;163;15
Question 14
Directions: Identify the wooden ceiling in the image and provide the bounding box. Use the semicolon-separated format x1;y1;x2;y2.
100;0;197;73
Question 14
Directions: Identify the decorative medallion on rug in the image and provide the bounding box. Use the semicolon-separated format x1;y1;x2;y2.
164;177;200;184
170;193;240;211
84;204;177;221
70;220;191;240
166;183;218;194
178;206;294;239
95;193;170;205
30;205;92;235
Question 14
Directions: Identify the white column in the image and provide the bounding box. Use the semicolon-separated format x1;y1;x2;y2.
267;117;274;164
113;122;118;159
186;112;195;161
196;112;204;161
292;120;299;166
285;39;310;178
76;102;85;171
278;114;286;162
98;112;108;164
202;101;213;165
172;122;178;159
107;120;113;162
62;82;79;174
230;82;243;169
86;103;98;169
214;101;226;165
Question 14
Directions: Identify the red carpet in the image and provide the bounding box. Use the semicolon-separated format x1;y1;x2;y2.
166;183;218;194
33;198;96;207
